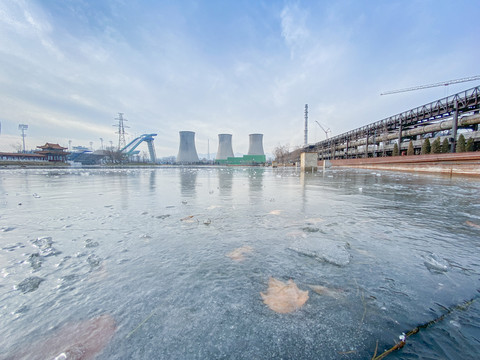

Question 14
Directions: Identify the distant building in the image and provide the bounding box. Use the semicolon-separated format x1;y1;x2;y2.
68;149;107;165
35;143;70;162
0;152;46;162
215;154;266;165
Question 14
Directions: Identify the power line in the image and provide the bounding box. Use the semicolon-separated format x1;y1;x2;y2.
381;75;480;95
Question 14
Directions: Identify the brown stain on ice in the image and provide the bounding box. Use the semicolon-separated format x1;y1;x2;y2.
226;246;253;262
466;220;480;229
11;314;116;360
260;277;309;313
180;215;196;223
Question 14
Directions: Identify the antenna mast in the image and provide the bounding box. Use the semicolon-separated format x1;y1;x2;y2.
113;113;129;150
304;104;308;146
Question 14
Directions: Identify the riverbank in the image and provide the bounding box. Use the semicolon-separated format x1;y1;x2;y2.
328;152;480;176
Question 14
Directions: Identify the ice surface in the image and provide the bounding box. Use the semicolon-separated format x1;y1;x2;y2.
423;253;449;273
1;167;480;360
289;237;351;266
17;276;44;293
30;236;61;257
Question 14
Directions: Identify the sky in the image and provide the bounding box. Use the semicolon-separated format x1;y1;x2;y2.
1;0;479;159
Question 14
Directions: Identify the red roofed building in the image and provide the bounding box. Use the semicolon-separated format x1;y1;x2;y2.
35;143;70;162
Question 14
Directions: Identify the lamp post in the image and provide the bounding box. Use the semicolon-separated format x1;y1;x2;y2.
18;124;28;153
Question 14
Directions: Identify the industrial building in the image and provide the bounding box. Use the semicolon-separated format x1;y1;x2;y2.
216;134;235;160
295;85;480;162
176;131;199;163
215;133;266;165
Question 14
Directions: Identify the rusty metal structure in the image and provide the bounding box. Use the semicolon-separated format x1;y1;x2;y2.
306;85;480;160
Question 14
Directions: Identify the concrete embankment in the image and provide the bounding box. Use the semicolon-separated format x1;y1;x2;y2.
327;152;480;176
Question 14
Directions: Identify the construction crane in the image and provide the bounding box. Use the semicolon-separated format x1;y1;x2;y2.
315;121;331;139
381;75;480;95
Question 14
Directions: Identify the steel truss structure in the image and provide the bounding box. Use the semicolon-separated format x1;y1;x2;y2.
120;133;157;163
307;86;480;160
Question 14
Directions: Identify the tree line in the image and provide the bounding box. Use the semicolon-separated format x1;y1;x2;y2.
393;134;475;156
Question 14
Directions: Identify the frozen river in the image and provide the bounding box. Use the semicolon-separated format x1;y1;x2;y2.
1;167;479;359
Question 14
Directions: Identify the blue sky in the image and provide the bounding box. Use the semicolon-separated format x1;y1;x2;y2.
1;0;479;158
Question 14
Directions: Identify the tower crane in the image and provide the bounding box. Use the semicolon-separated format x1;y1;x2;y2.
315;121;331;139
380;75;480;95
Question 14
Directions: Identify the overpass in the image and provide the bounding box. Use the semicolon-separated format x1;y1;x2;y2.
303;85;480;160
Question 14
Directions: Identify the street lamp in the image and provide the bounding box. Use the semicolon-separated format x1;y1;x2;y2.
18;124;28;153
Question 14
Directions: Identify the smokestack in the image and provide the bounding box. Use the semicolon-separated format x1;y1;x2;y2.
247;133;264;155
176;131;199;163
304;104;308;146
216;134;234;160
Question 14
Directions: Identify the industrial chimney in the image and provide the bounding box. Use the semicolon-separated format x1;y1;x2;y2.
216;134;234;160
176;131;199;163
247;133;265;155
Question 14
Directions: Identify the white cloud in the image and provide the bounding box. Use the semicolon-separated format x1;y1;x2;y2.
0;0;479;158
280;3;310;57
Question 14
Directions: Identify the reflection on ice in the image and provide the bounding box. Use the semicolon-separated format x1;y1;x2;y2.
12;314;116;360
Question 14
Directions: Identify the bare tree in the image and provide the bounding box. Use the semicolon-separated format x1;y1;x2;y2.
273;144;290;164
104;149;127;164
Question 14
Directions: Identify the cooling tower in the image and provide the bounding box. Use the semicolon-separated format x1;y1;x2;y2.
247;133;265;155
176;131;199;163
216;134;234;160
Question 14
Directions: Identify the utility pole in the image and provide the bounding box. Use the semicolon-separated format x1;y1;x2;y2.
18;124;28;153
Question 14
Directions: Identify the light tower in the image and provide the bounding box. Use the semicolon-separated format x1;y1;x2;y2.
247;134;265;155
304;104;308;146
113;113;129;150
216;134;234;160
18;124;28;153
176;131;199;163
